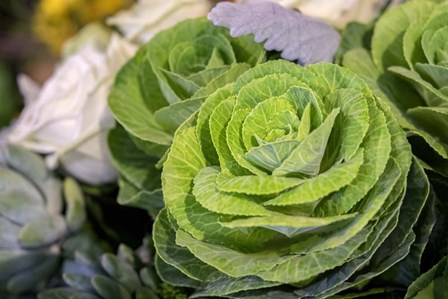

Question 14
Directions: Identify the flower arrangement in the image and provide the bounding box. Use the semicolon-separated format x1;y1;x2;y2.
2;0;447;298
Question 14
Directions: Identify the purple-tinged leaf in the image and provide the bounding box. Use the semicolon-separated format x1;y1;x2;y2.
208;1;341;65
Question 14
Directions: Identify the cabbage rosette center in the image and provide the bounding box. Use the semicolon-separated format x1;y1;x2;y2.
154;61;426;297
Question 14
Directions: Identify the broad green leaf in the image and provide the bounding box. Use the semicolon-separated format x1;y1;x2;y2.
415;63;448;88
257;225;373;284
153;209;223;282
129;134;168;159
305;63;372;100
407;106;448;146
215;172;303;195
108;126;161;191
403;18;428;70
193;167;271;216
296;103;311;141
109;56;172;145
371;1;434;71
368;160;430;286
233;60;308;94
117;178;163;218
421;13;448;64
155;255;201;288
324;89;369;161
315;101;391;216
343;48;424;117
191;63;251;99
191;276;280;298
273;108;340;177
160;69;200;100
209;97;250;176
235;73;305;110
335;22;373;64
221;213;356;238
188;66;231;86
265;148;364;206
226;109;267;175
153;97;204;134
196;84;233;166
168;35;235;76
175;229;293;278
405;255;448;299
388;66;448;107
294;199;401;298
245;140;299;173
312;158;401;252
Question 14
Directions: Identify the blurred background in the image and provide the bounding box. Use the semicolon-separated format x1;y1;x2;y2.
0;0;134;128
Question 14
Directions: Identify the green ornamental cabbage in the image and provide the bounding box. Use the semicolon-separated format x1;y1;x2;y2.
342;0;448;176
153;60;435;298
109;18;265;159
0;145;85;294
108;18;265;212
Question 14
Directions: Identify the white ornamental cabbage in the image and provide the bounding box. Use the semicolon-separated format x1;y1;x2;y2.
107;0;212;44
9;34;136;185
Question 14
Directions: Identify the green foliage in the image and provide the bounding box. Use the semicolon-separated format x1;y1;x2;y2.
38;240;184;299
158;283;188;299
108;18;265;215
153;60;433;297
0;61;21;128
0;145;86;295
38;240;158;299
342;0;448;177
405;255;448;299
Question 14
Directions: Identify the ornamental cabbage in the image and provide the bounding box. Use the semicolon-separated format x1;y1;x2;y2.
342;0;448;176
9;32;136;185
108;18;265;210
153;60;434;298
109;18;265;158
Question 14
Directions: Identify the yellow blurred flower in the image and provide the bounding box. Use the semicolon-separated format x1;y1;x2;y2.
33;0;133;54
